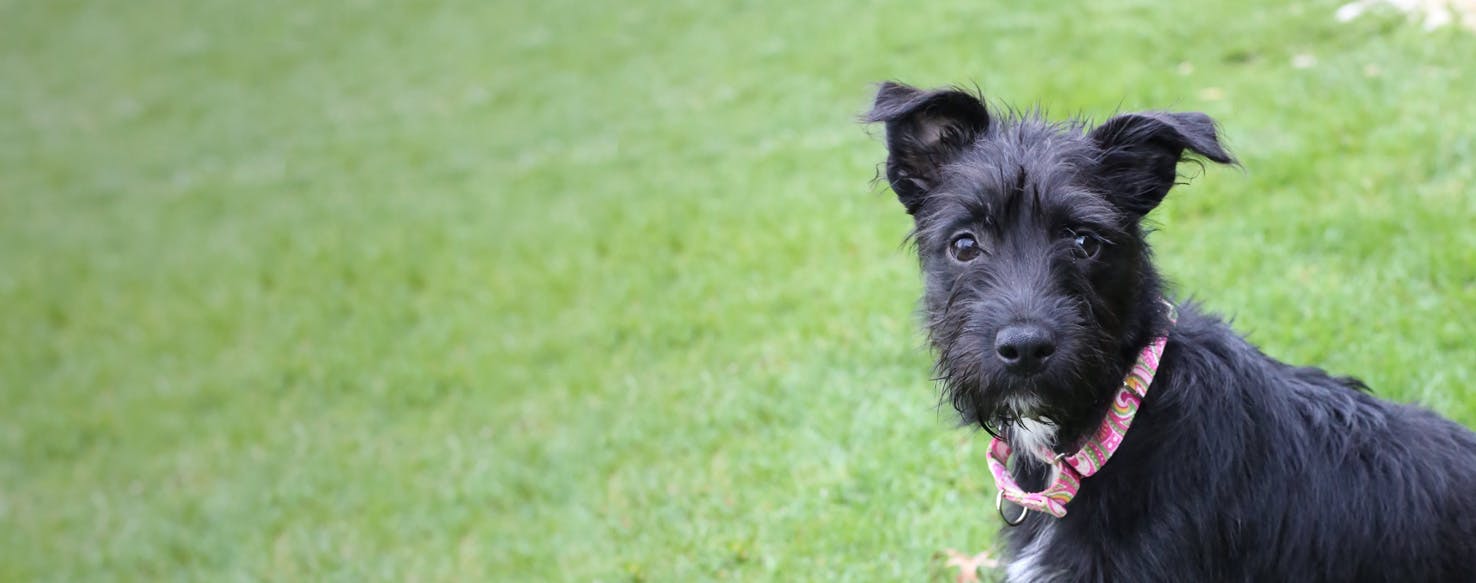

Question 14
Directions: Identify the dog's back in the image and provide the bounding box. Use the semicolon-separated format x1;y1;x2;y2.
1012;304;1476;581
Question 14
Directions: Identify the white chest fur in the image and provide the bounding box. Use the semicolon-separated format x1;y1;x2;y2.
1005;522;1061;582
1003;419;1063;581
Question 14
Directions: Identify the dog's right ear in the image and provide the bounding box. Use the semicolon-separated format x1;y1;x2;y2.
864;82;990;214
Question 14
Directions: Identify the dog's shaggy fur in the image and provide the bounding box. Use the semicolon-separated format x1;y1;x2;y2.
866;82;1476;581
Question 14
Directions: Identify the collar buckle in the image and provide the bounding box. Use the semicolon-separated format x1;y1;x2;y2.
995;489;1029;526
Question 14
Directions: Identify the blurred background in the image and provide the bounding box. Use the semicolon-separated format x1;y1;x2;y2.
2;0;1473;579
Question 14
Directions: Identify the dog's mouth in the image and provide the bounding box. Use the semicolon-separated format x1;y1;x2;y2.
989;400;1045;435
936;326;1110;432
957;361;1096;433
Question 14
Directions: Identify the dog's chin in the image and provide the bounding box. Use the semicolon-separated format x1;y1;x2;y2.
939;347;1107;431
966;360;1107;431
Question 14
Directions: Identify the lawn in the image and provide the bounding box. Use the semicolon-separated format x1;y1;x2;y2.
2;0;1473;580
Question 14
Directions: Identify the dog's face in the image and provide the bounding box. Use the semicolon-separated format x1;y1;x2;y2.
866;82;1232;434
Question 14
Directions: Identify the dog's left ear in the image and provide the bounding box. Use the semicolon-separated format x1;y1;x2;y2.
1089;112;1235;216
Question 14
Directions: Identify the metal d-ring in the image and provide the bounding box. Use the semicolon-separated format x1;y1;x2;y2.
995;490;1029;527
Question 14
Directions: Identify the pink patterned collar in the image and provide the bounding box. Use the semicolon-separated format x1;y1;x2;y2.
986;301;1178;525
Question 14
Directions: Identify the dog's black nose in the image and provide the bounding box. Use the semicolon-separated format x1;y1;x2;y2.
995;324;1056;374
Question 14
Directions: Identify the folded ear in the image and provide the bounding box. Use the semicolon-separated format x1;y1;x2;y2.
864;82;990;214
1089;111;1235;216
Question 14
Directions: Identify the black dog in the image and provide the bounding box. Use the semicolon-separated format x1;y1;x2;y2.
865;82;1476;581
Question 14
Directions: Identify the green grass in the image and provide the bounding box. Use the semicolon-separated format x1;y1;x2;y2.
2;0;1474;579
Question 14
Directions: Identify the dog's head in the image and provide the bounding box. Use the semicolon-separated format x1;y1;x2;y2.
865;82;1233;435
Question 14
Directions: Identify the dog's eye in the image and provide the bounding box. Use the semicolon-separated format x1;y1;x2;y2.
949;234;983;262
1070;230;1103;260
